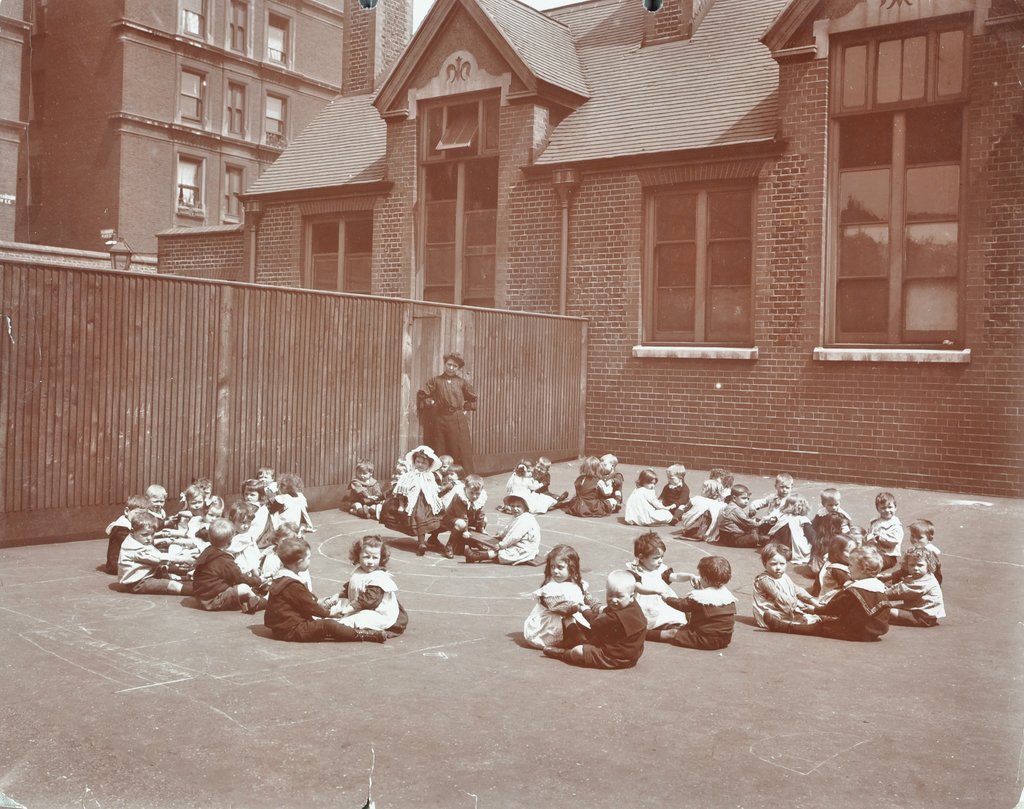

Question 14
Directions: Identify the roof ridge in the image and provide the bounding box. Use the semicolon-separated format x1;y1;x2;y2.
477;0;574;33
546;0;620;18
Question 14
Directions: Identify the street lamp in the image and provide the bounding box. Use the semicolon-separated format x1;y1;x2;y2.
107;237;133;272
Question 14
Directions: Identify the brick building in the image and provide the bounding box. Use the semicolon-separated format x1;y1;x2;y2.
159;0;1024;496
0;0;31;241
22;0;407;255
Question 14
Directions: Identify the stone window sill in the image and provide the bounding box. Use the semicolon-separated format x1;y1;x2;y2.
632;345;758;360
813;347;971;363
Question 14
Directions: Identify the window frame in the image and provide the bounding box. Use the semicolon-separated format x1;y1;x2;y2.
228;0;250;55
226;81;247;138
266;11;291;67
418;94;501;308
223;165;244;223
180;0;206;40
826;24;969;348
179;67;206;126
264;93;288;146
642;183;756;347
305;215;375;293
176;155;205;217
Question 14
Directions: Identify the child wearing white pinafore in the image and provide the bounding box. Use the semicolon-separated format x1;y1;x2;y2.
505;461;559;514
523;545;596;649
624;469;674;526
324;536;406;633
625;532;692;631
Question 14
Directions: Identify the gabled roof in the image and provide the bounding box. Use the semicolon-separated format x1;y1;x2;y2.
475;0;590;97
534;0;789;166
245;94;386;197
374;0;589;115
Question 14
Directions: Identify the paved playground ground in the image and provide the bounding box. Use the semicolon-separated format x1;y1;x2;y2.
1;464;1022;809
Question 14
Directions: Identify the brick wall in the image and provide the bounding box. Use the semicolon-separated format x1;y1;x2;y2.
254;203;303;286
501;27;1023;497
374;117;417;297
158;227;246;281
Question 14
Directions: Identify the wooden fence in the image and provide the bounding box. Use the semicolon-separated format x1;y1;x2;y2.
0;263;587;545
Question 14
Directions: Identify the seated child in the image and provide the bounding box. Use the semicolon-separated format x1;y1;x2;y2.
145;484;170;529
242;479;264;508
187;496;224;546
542;570;647;669
815;535;858;602
192;518;267;613
225;501;262;575
346;460;383;519
762;546;891;642
323;535;408;636
435;474;488;558
463;495;540;565
660;464;691;523
753;542;818;628
751;472;794;535
885;546;945;627
523;545;598;650
505;460;559;514
811;487;854;535
708;467;735;494
865;491;903;572
716;484;762;548
599;454;625;512
625;531;692;632
272;473;315;533
623;469;674;526
809;512;851;576
905;522;942;585
118;509;194;595
439;464;465;509
377;457;411;531
532;457;568;501
764;494;816;565
649;555;736;650
673;479;726;542
259;524;309;589
566;456;616;518
263;536;388;643
104;494;150;574
257;467;278;497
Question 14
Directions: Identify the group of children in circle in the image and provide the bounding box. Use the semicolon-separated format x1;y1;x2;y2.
99;452;946;664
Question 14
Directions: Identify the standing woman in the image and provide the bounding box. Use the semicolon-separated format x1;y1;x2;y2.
421;352;477;473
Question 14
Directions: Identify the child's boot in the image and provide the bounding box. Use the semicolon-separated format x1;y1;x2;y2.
416;537;427;557
463;547;490;563
762;612;819;635
354;628;387;643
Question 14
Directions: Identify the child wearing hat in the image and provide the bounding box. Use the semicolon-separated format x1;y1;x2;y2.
391;445;445;557
464;494;541;565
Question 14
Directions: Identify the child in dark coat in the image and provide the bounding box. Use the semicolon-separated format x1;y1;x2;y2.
192;518;266;613
650;555;736;651
542;570;647;669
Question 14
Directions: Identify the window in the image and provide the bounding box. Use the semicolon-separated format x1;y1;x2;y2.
181;0;205;38
831;27;966;346
265;94;287;146
180;69;205;124
307;217;374;293
228;1;249;53
421;96;500;307
226;82;246;137
176;156;204;215
644;188;753;344
224;166;244;222
267;13;289;65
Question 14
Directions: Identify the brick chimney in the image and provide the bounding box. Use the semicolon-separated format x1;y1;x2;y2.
643;0;714;47
342;0;412;96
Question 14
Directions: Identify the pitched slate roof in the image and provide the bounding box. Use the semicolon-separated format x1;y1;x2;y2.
534;0;789;166
474;0;590;97
246;94;385;196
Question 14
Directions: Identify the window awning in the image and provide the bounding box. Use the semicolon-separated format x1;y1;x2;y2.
437;113;478;150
